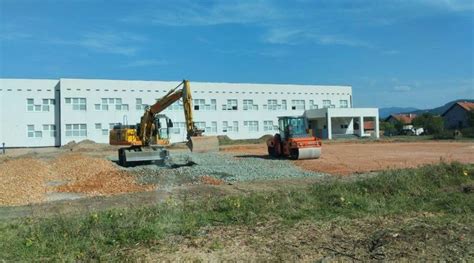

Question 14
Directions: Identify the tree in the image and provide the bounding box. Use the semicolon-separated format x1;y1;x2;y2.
413;113;444;135
380;121;396;136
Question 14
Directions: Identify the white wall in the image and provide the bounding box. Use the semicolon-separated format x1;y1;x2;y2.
0;79;58;147
1;78;353;147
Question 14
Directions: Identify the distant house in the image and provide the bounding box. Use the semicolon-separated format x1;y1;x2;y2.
385;114;416;129
441;101;474;129
384;114;423;135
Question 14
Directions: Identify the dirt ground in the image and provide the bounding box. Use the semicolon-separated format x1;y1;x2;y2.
1;140;473;207
222;141;474;175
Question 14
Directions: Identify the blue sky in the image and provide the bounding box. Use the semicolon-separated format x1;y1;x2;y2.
0;0;473;108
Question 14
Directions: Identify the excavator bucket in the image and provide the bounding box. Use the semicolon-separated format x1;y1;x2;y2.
188;136;219;153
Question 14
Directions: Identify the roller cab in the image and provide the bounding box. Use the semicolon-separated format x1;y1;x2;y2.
267;116;322;160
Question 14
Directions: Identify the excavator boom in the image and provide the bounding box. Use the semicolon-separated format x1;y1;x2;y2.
111;80;219;166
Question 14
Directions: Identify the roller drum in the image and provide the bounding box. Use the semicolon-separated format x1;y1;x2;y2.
297;147;321;160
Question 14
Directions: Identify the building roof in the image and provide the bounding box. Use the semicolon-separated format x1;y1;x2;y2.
385;114;417;124
457;102;474;111
364;121;375;130
442;101;474;116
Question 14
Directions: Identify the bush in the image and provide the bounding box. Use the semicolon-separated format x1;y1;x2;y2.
433;131;455;140
461;127;474;138
413;113;444;135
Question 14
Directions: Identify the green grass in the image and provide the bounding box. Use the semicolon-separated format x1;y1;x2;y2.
1;162;473;261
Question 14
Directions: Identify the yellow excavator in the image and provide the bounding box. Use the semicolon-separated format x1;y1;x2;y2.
109;80;219;166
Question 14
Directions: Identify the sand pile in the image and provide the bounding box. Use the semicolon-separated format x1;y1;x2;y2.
50;153;152;196
0;153;151;206
0;158;51;205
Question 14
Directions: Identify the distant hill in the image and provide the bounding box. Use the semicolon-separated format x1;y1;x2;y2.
409;99;474;116
379;107;419;119
379;99;474;119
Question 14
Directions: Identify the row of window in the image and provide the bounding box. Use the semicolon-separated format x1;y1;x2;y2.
27;124;56;138
27;98;55;112
30;120;280;139
26;98;350;112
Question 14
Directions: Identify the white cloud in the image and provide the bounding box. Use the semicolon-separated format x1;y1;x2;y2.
122;0;283;26
0;24;32;41
50;31;146;56
382;49;401;55
122;59;168;68
393;85;412;92
263;28;373;48
416;0;474;11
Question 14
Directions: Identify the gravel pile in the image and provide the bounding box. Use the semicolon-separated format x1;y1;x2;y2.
131;152;323;183
0;158;50;206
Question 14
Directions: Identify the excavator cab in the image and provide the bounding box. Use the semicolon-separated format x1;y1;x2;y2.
267;116;322;160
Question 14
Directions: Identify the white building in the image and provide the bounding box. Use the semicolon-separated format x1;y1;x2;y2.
0;78;378;147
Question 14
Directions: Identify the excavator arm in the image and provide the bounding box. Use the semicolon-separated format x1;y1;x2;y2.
138;80;216;151
139;81;186;146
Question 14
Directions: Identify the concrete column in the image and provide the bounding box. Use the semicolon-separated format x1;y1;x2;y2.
327;113;332;140
359;116;364;137
375;116;380;139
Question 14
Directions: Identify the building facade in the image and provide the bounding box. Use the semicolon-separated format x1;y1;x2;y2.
441;101;474;129
1;78;355;147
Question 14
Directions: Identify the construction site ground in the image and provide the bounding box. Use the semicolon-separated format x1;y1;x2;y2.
0;139;472;213
1;139;473;261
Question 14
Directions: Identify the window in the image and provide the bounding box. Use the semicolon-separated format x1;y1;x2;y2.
97;98;126;111
27;125;43;138
309;100;318;109
95;123;102;129
194;99;205;110
263;121;276;131
65;97;86;111
266;100;287;110
194;99;216;111
222;121;229;132
243;100;258;110
211;121;217;133
102;129;109;136
281;100;287;110
65;124;87;137
291;100;305;110
222;99;238;110
195;122;206;130
267;99;278;110
244;121;259;132
27;125;36;138
169;101;183;111
42;124;56;137
170;122;186;134
27;98;54;112
340;100;348;108
222;121;238;132
27;99;34;111
323;100;332;108
210;99;217;110
233;121;239;132
42;99;55;111
136;98;149;110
